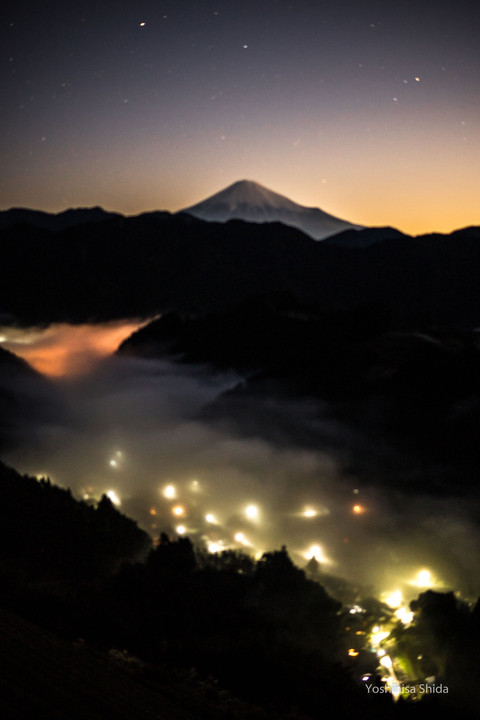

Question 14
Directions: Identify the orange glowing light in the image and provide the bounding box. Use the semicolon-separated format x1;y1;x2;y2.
352;504;365;514
0;320;150;377
172;505;185;517
149;507;157;516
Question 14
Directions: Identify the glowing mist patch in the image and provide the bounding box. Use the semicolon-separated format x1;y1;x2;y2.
0;320;150;377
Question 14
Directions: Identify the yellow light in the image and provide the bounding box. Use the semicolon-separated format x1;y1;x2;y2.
149;507;157;516
395;607;414;625
205;513;217;524
234;532;251;546
304;544;329;563
208;541;224;554
415;569;433;587
245;504;259;520
176;525;186;535
383;590;403;609
349;604;364;615
172;505;185;517
348;648;359;657
163;485;176;499
352;504;364;514
307;544;322;559
391;682;401;700
109;450;123;468
371;627;390;646
106;490;121;506
380;655;393;669
303;507;317;518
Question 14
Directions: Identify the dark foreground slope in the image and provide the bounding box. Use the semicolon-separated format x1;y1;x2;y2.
1;462;479;719
0;346;59;452
0;460;151;601
0;607;200;720
0;462;351;719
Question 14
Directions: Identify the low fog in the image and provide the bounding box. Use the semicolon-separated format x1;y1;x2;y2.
2;324;480;607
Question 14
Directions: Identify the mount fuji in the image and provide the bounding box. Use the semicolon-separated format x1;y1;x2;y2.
179;179;363;240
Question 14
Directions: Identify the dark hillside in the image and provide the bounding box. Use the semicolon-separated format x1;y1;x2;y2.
1;211;480;326
0;607;200;720
119;296;480;494
0;346;58;452
0;461;151;601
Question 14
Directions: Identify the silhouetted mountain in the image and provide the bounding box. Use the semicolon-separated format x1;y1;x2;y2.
0;346;58;452
0;210;479;327
179;179;363;240
0;206;121;231
324;226;407;247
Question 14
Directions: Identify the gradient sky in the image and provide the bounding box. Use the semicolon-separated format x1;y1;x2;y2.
2;0;479;235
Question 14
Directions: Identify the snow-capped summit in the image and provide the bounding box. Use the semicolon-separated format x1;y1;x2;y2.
179;179;362;240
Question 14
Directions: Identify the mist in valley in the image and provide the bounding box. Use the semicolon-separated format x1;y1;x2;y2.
2;322;480;608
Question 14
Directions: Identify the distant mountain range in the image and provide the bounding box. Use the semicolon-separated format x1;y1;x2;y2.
0;206;122;232
179;179;363;240
0;180;362;242
0;185;479;327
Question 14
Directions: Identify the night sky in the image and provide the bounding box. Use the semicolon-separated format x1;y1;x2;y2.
2;0;479;234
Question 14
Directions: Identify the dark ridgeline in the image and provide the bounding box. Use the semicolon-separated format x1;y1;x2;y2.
0;206;122;232
0;207;479;326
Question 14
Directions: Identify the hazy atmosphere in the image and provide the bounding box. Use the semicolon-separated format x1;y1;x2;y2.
3;323;480;602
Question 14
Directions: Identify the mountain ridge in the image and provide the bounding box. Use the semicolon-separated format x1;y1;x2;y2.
0;206;122;232
0;211;479;326
179;179;363;240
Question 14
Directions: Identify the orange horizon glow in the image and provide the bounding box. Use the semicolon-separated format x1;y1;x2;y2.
0;321;147;377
